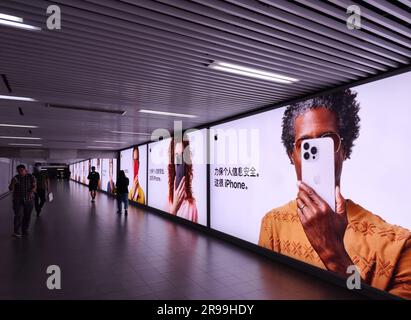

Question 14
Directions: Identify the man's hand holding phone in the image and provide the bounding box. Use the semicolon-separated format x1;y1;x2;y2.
296;181;354;277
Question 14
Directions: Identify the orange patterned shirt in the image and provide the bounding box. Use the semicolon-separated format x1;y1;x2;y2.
258;199;411;299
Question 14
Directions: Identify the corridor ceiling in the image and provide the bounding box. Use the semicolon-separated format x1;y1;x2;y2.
0;0;410;151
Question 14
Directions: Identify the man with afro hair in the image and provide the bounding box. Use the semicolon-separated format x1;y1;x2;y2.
259;89;411;299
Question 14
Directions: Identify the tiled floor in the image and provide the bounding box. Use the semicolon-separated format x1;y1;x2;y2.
0;180;364;300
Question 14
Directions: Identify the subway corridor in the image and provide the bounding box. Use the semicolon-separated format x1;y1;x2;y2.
0;180;365;300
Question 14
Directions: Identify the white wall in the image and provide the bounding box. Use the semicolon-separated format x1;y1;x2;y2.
0;158;14;196
0;158;32;197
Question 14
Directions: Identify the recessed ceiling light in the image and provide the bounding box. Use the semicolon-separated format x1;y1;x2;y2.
110;131;151;136
0;124;38;128
139;109;197;118
93;140;125;144
8;143;43;146
208;61;299;84
0;136;41;140
0;95;37;102
0;13;23;23
0;17;41;31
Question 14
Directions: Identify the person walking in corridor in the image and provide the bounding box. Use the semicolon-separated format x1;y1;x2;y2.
8;164;37;238
33;163;50;217
87;166;100;203
116;170;130;216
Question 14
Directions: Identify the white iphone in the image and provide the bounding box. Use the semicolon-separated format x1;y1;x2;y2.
301;137;335;212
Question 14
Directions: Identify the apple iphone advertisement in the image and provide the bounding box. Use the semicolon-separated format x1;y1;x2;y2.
120;145;147;204
72;163;76;181
71;158;117;192
148;130;207;225
75;163;80;182
210;71;411;299
101;158;117;194
81;160;87;185
85;159;91;185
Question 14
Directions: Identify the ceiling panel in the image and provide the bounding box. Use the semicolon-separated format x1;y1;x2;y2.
0;0;409;155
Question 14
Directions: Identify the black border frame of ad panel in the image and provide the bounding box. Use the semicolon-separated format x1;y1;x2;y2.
68;154;121;196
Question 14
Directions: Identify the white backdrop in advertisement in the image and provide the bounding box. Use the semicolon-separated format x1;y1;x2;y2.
210;107;295;244
343;71;411;230
148;138;171;212
84;160;90;185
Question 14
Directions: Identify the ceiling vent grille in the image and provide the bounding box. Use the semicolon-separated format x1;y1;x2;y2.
46;103;127;116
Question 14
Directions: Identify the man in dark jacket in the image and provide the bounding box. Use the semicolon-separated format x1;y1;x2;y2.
87;166;100;203
9;164;36;238
33;163;49;217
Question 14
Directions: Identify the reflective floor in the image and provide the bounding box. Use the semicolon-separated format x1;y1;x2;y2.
0;180;364;300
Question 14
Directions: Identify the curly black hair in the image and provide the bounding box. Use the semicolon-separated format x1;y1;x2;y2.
281;89;361;159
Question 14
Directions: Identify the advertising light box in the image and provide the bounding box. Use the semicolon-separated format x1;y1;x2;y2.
120;145;147;204
148;130;207;226
210;71;411;299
